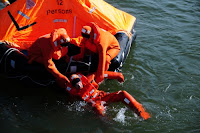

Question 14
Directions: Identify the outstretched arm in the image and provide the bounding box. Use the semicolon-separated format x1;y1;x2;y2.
92;71;124;83
104;71;124;82
95;44;106;84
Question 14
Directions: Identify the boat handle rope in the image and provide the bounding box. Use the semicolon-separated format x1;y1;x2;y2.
1;48;56;86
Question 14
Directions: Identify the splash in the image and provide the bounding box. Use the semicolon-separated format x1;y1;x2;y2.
65;101;87;112
113;108;127;124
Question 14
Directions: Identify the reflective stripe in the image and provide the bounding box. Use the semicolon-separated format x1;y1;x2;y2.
18;10;30;20
53;19;67;23
90;89;95;94
78;74;82;78
84;95;89;100
101;28;106;32
66;87;71;91
82;28;86;33
60;39;64;43
70;66;77;72
89;7;96;14
11;60;15;68
86;30;91;34
124;98;130;104
104;74;108;78
93;33;97;40
54;41;58;47
93;92;98;99
71;74;78;80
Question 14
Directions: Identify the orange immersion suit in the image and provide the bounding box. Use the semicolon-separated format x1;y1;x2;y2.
71;22;121;84
66;73;150;120
28;28;70;88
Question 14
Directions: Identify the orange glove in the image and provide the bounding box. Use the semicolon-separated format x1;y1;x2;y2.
56;75;70;88
92;101;105;116
116;72;124;82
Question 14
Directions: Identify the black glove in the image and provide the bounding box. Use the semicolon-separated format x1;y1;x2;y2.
60;42;71;47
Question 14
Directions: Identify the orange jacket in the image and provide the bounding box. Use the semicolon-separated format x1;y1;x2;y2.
71;22;121;83
66;72;124;100
28;28;69;87
66;73;100;101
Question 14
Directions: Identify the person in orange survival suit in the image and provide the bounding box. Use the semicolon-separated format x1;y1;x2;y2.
66;72;150;120
70;22;121;84
28;28;71;88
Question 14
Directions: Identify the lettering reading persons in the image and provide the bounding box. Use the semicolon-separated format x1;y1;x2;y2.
47;9;72;15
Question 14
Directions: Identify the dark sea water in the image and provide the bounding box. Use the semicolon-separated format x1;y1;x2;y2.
0;0;200;133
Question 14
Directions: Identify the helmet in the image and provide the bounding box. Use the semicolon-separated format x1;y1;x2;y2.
70;74;81;87
81;26;92;39
50;28;70;50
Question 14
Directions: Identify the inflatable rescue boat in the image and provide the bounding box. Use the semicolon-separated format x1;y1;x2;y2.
0;0;136;85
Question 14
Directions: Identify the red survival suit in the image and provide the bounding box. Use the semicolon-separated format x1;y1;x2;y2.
28;28;70;88
71;22;121;84
66;73;150;120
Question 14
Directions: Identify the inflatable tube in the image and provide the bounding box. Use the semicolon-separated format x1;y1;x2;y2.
109;29;137;71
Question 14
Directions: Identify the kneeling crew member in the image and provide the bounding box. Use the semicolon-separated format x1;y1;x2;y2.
70;22;121;84
28;28;71;88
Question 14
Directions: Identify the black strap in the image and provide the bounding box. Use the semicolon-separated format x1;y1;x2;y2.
8;10;36;31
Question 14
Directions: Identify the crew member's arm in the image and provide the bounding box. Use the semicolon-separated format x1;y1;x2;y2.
104;71;124;82
52;47;68;60
43;51;69;88
95;44;106;84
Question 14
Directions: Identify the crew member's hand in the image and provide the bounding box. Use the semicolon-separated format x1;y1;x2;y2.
95;75;104;84
56;75;70;88
117;73;125;83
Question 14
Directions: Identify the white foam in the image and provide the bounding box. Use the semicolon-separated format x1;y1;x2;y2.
113;108;127;124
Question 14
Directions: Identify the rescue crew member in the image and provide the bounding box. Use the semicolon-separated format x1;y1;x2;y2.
66;72;150;120
70;22;121;84
28;28;71;88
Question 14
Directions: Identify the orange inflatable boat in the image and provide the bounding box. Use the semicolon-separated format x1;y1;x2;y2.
0;0;136;85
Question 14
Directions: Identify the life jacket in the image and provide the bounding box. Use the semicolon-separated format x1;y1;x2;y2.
50;28;70;51
66;74;100;101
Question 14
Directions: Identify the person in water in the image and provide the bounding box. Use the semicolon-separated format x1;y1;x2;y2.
70;22;121;84
66;72;150;120
28;28;71;88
